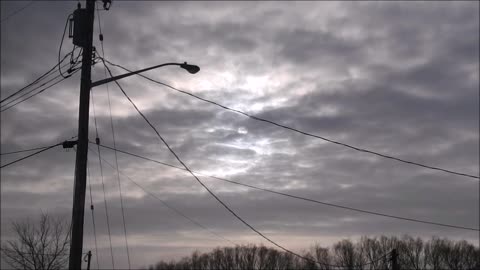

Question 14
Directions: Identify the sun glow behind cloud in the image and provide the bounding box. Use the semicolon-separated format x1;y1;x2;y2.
1;1;478;269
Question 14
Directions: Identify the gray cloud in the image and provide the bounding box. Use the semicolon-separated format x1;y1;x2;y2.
1;1;478;269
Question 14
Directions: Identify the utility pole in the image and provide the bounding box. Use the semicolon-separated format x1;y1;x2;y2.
63;2;194;268
69;0;95;269
391;249;399;270
84;251;92;270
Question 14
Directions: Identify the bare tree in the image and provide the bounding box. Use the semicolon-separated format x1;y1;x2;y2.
359;236;385;270
399;235;425;270
309;244;331;270
425;237;449;270
147;237;479;270
1;213;70;270
333;239;364;269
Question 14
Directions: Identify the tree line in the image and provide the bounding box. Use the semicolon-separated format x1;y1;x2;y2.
1;214;478;270
146;235;479;270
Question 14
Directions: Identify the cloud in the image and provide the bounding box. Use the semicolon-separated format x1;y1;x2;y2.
1;1;478;269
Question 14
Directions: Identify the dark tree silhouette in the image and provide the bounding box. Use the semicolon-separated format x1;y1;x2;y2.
1;213;70;270
145;235;479;270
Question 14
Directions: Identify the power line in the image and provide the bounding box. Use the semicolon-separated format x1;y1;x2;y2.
0;143;62;169
0;248;74;256
103;63;357;269
95;143;480;232
0;136;77;167
1;72;64;108
70;46;83;68
86;158;100;270
0;69;80;112
88;146;236;246
0;248;89;257
58;13;74;79
1;18;81;109
95;7;131;268
89;86;116;270
1;146;53;156
0;55;71;105
102;59;480;181
0;67;80;113
363;250;393;269
96;144;390;269
0;1;35;24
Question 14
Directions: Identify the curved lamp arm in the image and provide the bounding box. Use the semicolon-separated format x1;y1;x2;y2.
91;62;200;88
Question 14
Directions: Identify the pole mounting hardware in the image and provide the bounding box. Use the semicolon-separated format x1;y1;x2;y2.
62;140;78;149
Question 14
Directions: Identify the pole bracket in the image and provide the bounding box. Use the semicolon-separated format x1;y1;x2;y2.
62;140;78;149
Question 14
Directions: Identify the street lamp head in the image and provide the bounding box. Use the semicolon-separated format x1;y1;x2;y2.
180;62;200;74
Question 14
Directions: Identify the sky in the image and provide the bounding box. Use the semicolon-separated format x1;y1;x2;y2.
1;1;479;269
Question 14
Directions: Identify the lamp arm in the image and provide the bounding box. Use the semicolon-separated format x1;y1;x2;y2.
91;62;180;88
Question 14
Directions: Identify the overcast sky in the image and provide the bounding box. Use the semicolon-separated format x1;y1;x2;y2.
1;1;479;269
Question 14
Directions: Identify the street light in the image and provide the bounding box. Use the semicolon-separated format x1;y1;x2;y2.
69;59;199;269
180;62;200;74
91;61;200;88
68;2;202;269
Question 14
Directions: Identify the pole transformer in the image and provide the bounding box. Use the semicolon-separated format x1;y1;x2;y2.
69;0;95;269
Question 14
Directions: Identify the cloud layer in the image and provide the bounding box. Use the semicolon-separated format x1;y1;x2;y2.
1;1;478;269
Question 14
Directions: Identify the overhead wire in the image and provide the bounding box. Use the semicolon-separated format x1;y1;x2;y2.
88;146;236;246
72;145;99;269
94;143;480;232
92;143;399;269
1;145;54;156
95;4;131;268
69;46;82;67
0;53;72;105
58;13;74;79
102;59;480;181
359;250;393;269
0;248;81;257
0;143;62;169
0;67;80;112
1;51;81;112
0;69;81;112
0;1;35;24
103;62;362;269
0;135;77;169
86;157;100;270
1;72;65;109
89;83;116;269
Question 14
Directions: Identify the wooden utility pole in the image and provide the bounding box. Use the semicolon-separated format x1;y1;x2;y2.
391;249;399;270
85;251;92;270
69;0;95;269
